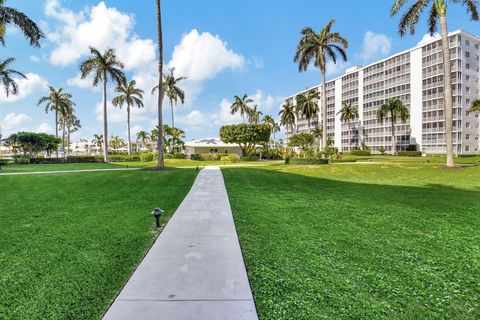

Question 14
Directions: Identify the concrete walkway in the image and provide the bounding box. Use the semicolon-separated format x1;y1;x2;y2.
103;166;258;320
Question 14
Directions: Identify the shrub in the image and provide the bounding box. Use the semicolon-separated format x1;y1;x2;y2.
164;153;186;159
201;153;222;161
330;159;357;163
458;154;479;158
378;147;386;155
140;153;155;162
13;156;30;164
220;154;240;163
287;158;329;165
190;154;202;161
67;156;103;163
241;155;260;161
261;148;283;160
397;151;422;157
109;154;140;162
349;150;371;156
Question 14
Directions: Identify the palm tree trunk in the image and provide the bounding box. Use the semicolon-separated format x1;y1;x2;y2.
127;105;132;155
321;69;327;150
62;124;65;158
156;0;165;168
391;116;396;156
440;14;454;167
102;75;109;163
170;100;175;153
67;128;70;156
55;110;58;158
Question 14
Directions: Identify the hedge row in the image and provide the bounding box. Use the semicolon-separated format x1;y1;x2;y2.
348;150;371;156
285;158;329;165
330;159;357;163
397;151;422;157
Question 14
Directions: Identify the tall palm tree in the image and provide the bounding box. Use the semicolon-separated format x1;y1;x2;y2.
391;0;479;166
109;136;125;151
337;102;359;151
263;115;280;148
112;79;144;155
155;0;165;168
311;126;323;151
80;47;125;162
230;94;254;123
92;134;103;153
377;98;410;155
468;99;480;112
152;67;186;128
0;0;45;47
294;19;348;149
37;86;75;157
136;130;150;151
296;90;320;131
248;105;263;124
279;101;296;145
0;57;25;97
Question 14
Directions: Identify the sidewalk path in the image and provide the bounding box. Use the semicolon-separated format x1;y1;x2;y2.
103;166;258;320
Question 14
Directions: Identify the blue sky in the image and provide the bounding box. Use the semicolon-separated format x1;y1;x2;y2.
1;0;479;142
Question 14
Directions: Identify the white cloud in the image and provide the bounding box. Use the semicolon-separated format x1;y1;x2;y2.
177;110;208;128
67;73;99;91
1;113;31;136
417;33;441;46
45;0;155;70
37;122;54;134
326;60;350;77
0;73;48;103
29;55;41;63
95;99;151;125
359;31;392;63
251;55;264;69
251;90;278;112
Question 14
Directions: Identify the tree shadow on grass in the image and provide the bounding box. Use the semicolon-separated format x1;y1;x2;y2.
222;167;480;320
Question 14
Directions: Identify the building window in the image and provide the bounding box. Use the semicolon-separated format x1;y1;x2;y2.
466;75;471;82
466;51;470;58
466;87;471;93
466;40;470;46
466;134;470;140
466;122;471;128
466;146;470;152
466;63;470;69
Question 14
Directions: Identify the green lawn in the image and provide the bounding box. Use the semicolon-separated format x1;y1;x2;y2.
223;164;480;319
0;169;196;319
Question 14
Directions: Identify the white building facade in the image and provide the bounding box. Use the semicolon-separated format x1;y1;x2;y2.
284;30;480;155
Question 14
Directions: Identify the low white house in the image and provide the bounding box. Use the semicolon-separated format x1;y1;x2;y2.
184;138;242;158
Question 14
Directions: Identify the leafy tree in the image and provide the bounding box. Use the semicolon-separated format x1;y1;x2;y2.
0;57;25;97
230;94;254;123
262;115;280;148
248;105;263;124
377;98;410;155
337;102;359;151
37;86;74;156
155;0;165;168
468;99;480;112
0;0;45;47
60;112;81;156
152;67;186;128
80;47;125;162
311;126;323;151
136;130;150;151
296;90;320;130
391;0;479;166
294;19;348;149
288;133;315;150
113;79;144;155
279;101;296;144
4;132;60;156
164;125;185;154
220;124;271;156
92;134;103;152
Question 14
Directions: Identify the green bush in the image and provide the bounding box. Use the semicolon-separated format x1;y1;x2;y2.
109;154;141;162
190;154;202;161
287;158;329;165
220;154;240;163
241;155;260;161
330;159;357;163
13;156;31;164
140;153;155;162
349;150;371;156
164;153;186;159
261;148;283;160
458;154;479;158
397;151;422;157
201;153;222;161
67;156;103;163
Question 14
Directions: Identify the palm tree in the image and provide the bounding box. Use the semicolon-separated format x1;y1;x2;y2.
136;130;150;151
337;102;359;151
155;0;165;168
80;47;125;162
248;105;263;124
92;134;103;153
294;19;348;149
311;126;323;151
112;80;144;155
263;115;280;148
377;98;410;155
0;57;25;98
296;90;320;131
37;86;74;156
391;0;479;166
0;0;45;47
109;136;125;151
152;67;186;128
279;101;296;145
230;94;254;123
468;99;480;112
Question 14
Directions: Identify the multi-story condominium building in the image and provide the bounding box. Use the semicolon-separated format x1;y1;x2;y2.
284;30;480;155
